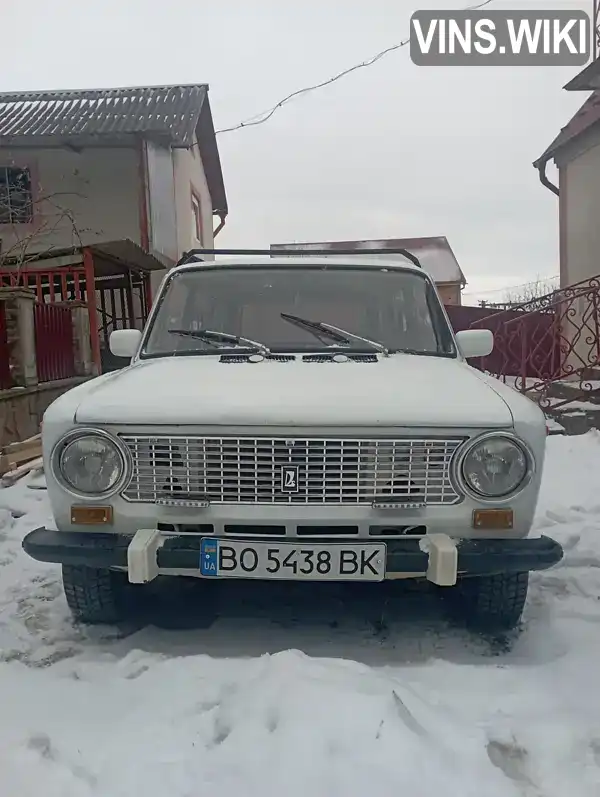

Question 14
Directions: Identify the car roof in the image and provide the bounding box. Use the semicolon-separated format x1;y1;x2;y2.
170;255;426;276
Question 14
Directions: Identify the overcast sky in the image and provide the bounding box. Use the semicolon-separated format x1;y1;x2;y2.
3;0;592;302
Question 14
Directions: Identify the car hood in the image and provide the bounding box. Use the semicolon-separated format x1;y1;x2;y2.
71;355;514;428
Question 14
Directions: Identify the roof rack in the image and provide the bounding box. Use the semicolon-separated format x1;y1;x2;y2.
176;247;422;269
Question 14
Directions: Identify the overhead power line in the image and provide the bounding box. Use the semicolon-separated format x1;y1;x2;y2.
215;0;498;135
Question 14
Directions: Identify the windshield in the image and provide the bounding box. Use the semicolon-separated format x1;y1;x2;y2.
140;266;456;358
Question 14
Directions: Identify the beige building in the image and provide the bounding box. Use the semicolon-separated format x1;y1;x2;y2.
0;84;228;295
532;60;600;376
534;59;600;290
271;237;466;305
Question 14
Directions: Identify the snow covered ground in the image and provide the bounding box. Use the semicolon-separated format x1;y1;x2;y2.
0;434;599;796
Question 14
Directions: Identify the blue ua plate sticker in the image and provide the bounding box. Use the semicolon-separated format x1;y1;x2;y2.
200;539;218;576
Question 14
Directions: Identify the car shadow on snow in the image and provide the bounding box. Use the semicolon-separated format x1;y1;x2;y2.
105;576;522;666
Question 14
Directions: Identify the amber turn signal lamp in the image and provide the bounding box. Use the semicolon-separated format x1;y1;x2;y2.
472;508;513;530
71;505;113;525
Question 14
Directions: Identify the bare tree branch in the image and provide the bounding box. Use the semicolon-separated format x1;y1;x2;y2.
0;186;88;280
479;276;560;309
502;277;559;306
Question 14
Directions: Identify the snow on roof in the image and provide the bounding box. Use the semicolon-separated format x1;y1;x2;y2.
0;85;228;214
0;85;206;144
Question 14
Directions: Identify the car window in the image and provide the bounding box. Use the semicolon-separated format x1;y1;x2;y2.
142;265;455;357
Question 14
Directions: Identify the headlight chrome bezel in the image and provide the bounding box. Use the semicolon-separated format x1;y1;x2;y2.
51;428;132;500
453;431;535;502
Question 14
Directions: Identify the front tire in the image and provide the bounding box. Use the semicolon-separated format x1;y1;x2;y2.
449;571;529;632
62;565;128;624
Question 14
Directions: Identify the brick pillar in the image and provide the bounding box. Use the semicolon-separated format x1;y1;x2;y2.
0;288;38;387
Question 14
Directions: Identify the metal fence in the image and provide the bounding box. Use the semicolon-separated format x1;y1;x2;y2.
33;303;76;382
445;302;559;379
446;278;600;408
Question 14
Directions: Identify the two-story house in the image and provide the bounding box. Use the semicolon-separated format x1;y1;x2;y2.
0;84;228;441
0;84;228;294
0;84;228;372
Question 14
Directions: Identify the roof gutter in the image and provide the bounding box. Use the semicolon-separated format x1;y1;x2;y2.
536;157;559;196
213;212;227;239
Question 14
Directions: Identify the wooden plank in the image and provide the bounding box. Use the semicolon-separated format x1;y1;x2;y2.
0;456;43;486
3;440;41;465
3;433;41;456
0;437;42;476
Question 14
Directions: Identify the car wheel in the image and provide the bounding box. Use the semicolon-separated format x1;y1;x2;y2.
62;565;128;624
449;571;529;633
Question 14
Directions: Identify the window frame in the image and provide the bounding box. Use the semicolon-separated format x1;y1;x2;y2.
0;164;35;226
191;189;203;244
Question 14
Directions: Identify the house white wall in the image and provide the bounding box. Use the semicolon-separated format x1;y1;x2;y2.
0;147;141;256
556;125;600;288
172;135;214;256
0;141;218;302
549;129;600;373
145;137;215;296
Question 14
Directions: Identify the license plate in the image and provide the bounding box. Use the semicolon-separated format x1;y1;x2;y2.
199;538;386;581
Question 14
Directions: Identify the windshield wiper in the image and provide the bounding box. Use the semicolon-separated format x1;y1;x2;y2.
280;313;389;356
168;328;270;355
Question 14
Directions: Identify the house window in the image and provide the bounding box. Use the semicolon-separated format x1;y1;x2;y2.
0;167;33;224
191;192;203;243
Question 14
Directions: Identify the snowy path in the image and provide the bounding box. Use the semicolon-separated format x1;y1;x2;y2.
0;435;600;795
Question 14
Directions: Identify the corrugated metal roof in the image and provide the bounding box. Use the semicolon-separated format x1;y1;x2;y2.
534;91;600;167
270;237;466;285
0;84;228;215
0;84;208;146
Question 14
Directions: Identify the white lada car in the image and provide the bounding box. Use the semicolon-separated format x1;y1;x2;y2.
22;249;563;632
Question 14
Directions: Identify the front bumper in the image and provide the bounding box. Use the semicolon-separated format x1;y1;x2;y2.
22;528;564;586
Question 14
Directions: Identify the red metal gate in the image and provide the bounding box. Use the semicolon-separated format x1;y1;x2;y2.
33;303;76;382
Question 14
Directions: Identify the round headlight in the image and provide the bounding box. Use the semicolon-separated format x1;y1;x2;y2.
460;435;529;498
56;432;126;496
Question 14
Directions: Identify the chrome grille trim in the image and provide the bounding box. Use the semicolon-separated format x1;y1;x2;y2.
120;435;465;506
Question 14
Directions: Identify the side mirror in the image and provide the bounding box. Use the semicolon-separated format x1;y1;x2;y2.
109;329;142;359
455;329;493;359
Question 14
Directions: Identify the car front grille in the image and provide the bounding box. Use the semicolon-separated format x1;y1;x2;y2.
120;435;464;506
